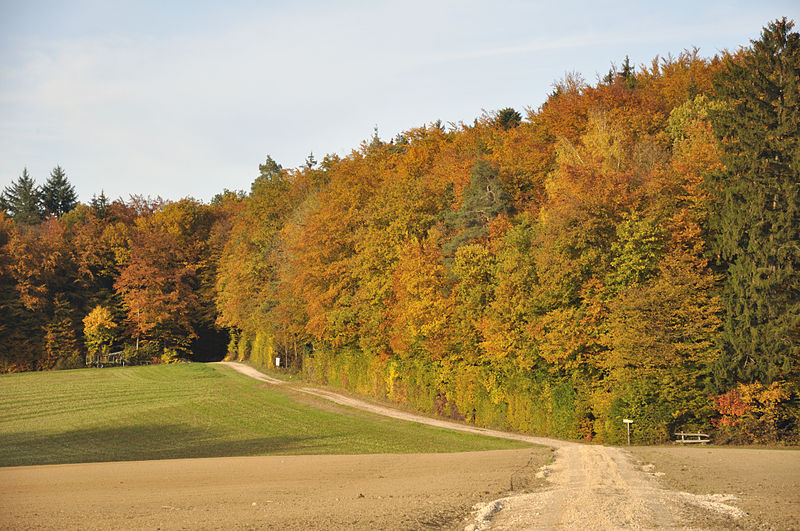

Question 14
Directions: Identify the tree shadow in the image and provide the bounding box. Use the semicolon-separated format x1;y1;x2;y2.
0;423;330;467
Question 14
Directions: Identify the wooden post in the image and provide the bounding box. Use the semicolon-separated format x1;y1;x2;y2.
623;419;633;445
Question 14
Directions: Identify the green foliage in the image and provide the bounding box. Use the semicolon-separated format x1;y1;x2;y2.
89;191;111;219
496;107;522;130
708;18;800;388
41;166;78;217
1;168;43;224
443;160;512;257
607;213;663;290
666;94;726;142
607;379;675;444
550;381;579;438
604;55;637;89
121;343;155;365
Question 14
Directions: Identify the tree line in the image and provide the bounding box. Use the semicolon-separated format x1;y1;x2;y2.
0;166;79;223
1;19;797;444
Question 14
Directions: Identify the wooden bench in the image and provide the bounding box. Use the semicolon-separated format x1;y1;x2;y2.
674;432;710;444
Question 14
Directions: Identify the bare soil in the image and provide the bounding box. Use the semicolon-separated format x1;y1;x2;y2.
630;446;800;530
0;449;549;530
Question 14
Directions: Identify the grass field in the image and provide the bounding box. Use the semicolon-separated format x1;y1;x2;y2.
0;363;527;467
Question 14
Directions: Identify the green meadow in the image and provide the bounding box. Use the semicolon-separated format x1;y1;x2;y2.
0;363;526;467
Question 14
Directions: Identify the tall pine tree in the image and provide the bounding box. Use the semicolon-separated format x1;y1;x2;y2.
0;169;43;224
42;166;78;217
709;18;800;387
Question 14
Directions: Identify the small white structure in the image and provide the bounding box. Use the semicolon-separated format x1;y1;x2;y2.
622;419;633;445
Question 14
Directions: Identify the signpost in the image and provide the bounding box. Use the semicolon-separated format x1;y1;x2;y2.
623;419;633;445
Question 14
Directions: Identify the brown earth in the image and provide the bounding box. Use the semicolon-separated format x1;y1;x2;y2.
0;449;549;530
630;446;800;530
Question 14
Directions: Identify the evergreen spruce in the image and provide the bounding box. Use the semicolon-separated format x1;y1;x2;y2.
42;166;78;217
0;169;43;224
708;18;800;387
496;107;522;130
443;160;512;256
620;55;636;89
90;191;111;219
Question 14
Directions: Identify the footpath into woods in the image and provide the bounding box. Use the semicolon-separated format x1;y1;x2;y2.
220;361;747;529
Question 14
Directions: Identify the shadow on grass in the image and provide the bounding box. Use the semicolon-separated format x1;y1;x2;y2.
0;423;330;467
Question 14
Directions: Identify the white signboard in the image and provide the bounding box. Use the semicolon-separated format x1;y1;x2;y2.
622;419;633;424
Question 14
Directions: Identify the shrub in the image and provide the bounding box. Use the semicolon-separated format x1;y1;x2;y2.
712;381;799;444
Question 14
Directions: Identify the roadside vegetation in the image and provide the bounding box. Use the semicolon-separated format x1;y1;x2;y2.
0;364;528;467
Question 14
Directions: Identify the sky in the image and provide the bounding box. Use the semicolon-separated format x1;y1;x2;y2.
1;1;798;203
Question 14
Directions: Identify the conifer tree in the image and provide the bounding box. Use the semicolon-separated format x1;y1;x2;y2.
90;191;111;219
708;18;800;387
41;296;81;370
0;169;43;224
496;107;522;130
42;166;78;217
443;160;512;256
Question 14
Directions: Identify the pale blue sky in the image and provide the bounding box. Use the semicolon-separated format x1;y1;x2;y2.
1;1;798;203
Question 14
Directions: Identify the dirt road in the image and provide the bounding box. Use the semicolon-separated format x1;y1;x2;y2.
222;362;749;529
469;444;748;530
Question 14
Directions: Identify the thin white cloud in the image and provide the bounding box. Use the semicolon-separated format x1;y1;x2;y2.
1;1;797;201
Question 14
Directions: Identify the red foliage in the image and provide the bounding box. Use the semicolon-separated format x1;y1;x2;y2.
711;388;750;427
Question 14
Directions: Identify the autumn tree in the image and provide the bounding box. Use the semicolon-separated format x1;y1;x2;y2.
41;295;82;370
215;156;309;364
115;199;217;356
388;233;451;358
83;305;118;365
0;213;41;372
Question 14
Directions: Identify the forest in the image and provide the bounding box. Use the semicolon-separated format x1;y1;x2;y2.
1;19;798;445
